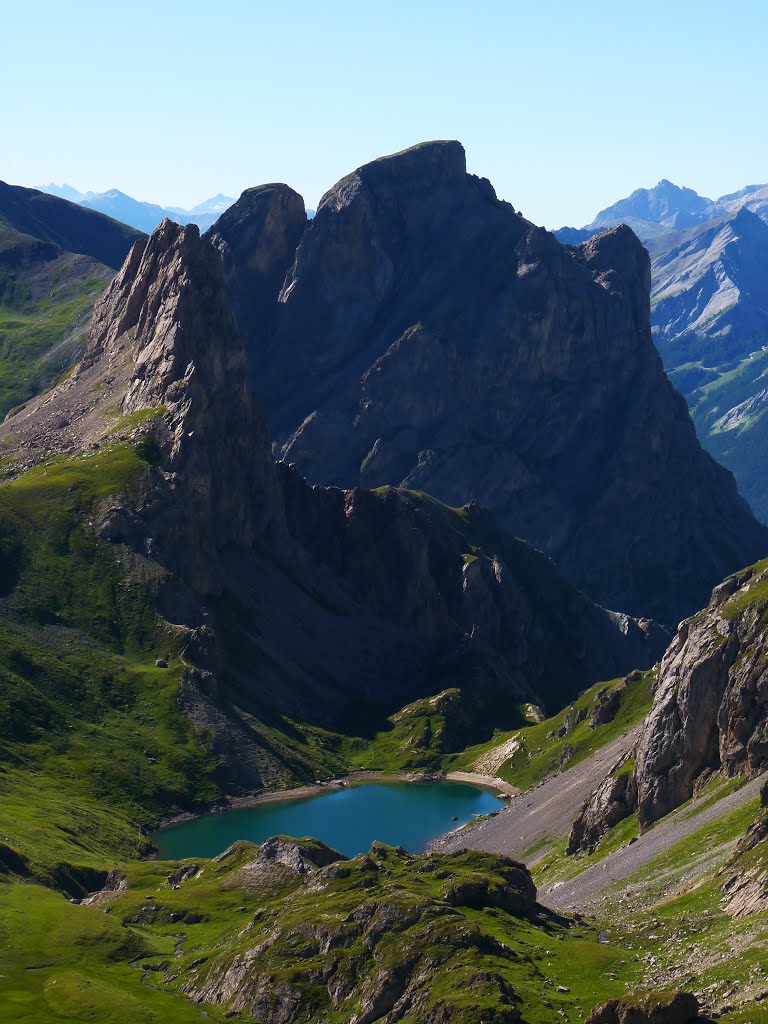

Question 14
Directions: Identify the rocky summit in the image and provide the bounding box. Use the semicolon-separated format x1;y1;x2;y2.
205;141;767;623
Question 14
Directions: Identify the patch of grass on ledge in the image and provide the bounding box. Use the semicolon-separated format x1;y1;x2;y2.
721;558;768;621
105;405;166;436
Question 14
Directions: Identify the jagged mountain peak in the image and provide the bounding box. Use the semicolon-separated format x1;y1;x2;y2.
92;187;130;200
0;207;665;763
35;181;86;203
730;203;767;230
1;217;287;592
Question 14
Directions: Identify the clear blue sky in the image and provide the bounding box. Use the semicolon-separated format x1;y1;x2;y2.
3;0;767;227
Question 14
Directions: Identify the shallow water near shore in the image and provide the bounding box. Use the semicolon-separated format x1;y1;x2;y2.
153;780;505;859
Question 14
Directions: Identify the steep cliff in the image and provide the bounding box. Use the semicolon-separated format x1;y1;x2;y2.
210;141;767;622
558;180;768;524
569;557;768;853
633;559;768;825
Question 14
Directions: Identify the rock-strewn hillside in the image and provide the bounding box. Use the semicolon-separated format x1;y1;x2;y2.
172;840;537;1024
207;141;767;623
0;217;663;793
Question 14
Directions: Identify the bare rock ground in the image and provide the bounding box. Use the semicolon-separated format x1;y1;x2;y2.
542;774;765;912
433;728;642;862
435;725;765;916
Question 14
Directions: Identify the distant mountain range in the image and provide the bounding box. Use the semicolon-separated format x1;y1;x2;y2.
37;184;236;233
557;178;768;241
557;178;768;523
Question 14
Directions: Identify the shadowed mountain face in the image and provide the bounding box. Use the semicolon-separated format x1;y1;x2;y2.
206;142;767;623
0;217;664;788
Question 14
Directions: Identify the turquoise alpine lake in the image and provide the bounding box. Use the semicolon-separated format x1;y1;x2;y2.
153;780;505;859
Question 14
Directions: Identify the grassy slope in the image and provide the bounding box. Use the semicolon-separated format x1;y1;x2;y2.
0;438;237;1019
595;795;768;1022
0;439;220;884
0;225;112;417
58;841;644;1024
0;883;219;1024
450;670;655;789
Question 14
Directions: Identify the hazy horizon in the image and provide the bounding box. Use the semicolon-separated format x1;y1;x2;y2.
4;0;767;228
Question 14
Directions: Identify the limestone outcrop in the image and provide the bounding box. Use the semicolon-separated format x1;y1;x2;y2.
634;560;768;826
570;559;768;854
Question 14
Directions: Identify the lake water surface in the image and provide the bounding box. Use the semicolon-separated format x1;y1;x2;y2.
154;780;504;860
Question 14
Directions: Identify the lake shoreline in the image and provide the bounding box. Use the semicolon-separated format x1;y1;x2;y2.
156;770;518;831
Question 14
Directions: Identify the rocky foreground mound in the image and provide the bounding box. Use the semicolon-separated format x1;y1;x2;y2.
585;991;709;1024
171;841;536;1024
